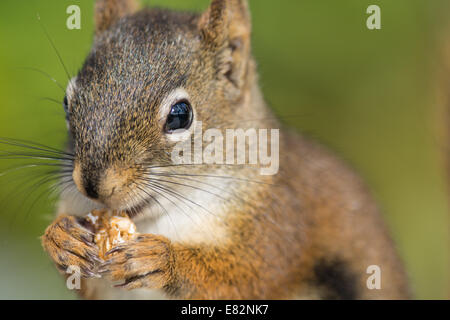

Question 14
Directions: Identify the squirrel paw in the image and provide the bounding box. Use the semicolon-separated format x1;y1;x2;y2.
41;215;102;278
98;234;173;290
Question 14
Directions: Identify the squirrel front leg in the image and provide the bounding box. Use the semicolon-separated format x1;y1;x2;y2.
98;234;273;299
42;215;103;278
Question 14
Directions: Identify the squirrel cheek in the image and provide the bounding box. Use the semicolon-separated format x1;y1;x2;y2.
72;163;84;195
98;167;136;206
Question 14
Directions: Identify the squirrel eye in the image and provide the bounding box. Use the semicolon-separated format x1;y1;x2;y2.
63;95;69;114
164;100;193;133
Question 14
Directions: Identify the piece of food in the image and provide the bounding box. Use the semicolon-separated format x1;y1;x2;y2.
86;210;137;260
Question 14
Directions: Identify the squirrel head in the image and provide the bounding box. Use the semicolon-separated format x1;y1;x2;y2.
65;0;254;211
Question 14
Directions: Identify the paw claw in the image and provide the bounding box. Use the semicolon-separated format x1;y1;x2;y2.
87;252;104;264
98;268;108;274
105;246;125;257
81;267;101;279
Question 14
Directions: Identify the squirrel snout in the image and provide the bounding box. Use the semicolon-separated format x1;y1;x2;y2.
72;162;135;208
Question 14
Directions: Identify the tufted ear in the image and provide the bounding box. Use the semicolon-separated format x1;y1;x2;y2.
199;0;252;97
95;0;139;34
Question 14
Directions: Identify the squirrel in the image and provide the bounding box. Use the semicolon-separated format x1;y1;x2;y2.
41;0;410;299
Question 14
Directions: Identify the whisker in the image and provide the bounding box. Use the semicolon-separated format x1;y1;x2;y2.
146;164;274;184
127;186;152;218
0;163;71;178
146;172;245;203
148;172;250;194
141;176;227;201
0;155;72;163
3;169;65;229
17;67;66;93
47;177;74;199
137;178;222;220
0;137;73;157
138;181;197;223
143;181;197;213
23;174;66;222
142;182;224;240
37;13;72;81
0;148;73;160
39;97;62;105
55;179;78;201
135;184;181;239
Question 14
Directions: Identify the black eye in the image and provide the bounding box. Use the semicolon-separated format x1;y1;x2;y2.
164;100;193;133
63;95;69;114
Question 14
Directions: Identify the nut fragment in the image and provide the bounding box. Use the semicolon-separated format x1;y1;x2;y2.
86;210;137;260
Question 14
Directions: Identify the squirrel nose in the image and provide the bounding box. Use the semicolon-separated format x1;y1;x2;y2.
73;163;101;200
72;162;134;206
83;177;100;200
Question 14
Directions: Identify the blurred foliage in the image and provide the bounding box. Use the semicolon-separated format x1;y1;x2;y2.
0;0;448;299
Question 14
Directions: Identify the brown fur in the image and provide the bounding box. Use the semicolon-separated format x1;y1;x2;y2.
95;0;139;35
41;0;410;299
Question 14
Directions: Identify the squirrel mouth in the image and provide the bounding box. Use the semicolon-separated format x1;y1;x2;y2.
124;202;147;219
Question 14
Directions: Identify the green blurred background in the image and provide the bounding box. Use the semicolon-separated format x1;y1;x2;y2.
0;0;448;299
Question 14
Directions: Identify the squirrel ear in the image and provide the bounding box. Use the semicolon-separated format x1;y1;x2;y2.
199;0;251;44
95;0;139;34
199;0;252;97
